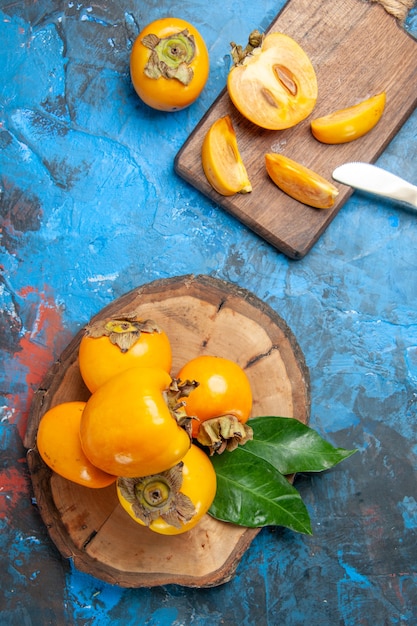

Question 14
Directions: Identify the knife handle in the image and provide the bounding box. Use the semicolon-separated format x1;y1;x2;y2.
382;173;417;209
333;163;417;209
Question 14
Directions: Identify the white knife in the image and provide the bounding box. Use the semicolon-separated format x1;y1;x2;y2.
332;162;417;209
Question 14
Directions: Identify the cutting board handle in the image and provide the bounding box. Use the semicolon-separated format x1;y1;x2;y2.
372;0;415;21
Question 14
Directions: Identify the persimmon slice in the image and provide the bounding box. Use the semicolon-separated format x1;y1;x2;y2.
201;115;252;196
310;92;386;144
265;153;339;209
227;32;318;130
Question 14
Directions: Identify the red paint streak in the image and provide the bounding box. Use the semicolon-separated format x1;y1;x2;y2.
0;466;29;520
361;505;384;539
19;285;38;297
7;287;70;441
384;572;415;606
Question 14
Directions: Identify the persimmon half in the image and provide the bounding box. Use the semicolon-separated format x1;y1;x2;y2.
227;31;318;130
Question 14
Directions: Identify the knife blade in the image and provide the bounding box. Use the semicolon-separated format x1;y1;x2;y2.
332;162;417;209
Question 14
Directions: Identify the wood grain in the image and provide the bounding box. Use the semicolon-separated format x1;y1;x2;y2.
25;274;310;588
175;0;417;258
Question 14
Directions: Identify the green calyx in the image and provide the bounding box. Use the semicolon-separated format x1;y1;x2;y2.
230;29;264;66
138;476;171;509
118;463;196;528
142;29;196;85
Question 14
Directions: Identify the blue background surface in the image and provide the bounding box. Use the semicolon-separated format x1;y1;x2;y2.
1;1;417;624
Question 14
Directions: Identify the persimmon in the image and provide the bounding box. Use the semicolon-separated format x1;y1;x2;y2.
265;153;339;209
201;115;252;196
227;31;318;130
176;355;253;454
117;444;216;535
79;367;191;477
310;92;386;144
78;314;172;393
37;401;116;488
130;17;209;111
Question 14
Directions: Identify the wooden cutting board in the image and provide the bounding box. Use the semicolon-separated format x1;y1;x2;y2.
175;0;417;259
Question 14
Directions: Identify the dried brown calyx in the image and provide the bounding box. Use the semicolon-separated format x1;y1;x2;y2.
117;463;195;528
164;377;200;438
197;415;254;455
83;314;162;353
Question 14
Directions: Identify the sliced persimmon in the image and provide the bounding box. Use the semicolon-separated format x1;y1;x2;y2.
311;92;386;144
265;153;339;209
227;31;318;130
201;115;252;196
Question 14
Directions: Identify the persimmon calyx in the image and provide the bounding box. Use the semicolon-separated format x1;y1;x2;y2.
83;314;162;352
230;29;264;65
197;415;254;455
142;29;196;85
164;378;200;437
117;463;196;528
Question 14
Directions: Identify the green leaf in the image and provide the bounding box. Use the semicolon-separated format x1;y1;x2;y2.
208;415;356;533
244;416;357;475
209;447;312;534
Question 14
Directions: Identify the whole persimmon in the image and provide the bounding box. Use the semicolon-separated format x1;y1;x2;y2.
117;444;216;535
130;17;209;111
176;355;253;453
79;367;191;478
37;401;116;488
78;315;172;393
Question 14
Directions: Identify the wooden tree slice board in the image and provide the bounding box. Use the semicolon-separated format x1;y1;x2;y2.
175;0;417;259
24;275;310;588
